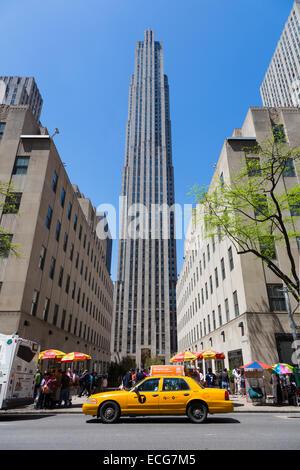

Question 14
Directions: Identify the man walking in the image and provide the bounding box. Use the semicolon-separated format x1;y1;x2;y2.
78;370;90;397
58;371;70;407
220;368;229;391
205;368;216;388
34;369;42;399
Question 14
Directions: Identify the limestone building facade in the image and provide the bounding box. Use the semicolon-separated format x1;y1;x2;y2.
0;104;113;373
176;107;300;372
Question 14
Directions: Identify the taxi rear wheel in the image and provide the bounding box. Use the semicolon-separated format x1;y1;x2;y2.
187;401;208;423
99;401;120;424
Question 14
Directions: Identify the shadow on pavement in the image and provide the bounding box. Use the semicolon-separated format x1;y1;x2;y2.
0;414;55;422
85;416;240;425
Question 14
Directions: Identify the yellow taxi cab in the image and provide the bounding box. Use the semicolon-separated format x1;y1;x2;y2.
82;375;234;424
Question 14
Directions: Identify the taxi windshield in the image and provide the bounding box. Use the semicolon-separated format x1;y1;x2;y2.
131;378;160;392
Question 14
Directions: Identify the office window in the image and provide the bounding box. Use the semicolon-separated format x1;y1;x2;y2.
254;195;268;218
289;196;300;217
53;304;59;326
70;243;74;261
30;289;39;316
2;192;22;214
272;124;286;142
13;156;30;175
38;245;46;270
73;215;78;231
67;314;72;333
67;202;72;219
228;246;234;270
72;282;76;299
215;267;219;288
282;157;296;177
61;309;66;329
0;234;12;258
246;156;260;177
221;258;226;280
233;291;239;317
65;275;70;294
49;256;56;279
42;297;50;321
63;232;68;252
218;304;222;326
60;188;66;207
209;275;213;294
58;266;64;287
225;298;230;322
259;236;277;260
0;123;6;140
46;206;53;229
55;220;61;242
267;284;287;311
52;172;58;192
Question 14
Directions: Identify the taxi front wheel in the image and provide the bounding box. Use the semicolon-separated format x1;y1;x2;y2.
187;401;208;424
99;401;120;424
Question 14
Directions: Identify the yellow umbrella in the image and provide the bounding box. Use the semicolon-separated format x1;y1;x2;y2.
61;352;92;363
39;349;66;360
170;351;198;363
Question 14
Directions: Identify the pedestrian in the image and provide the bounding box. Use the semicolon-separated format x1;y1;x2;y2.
132;369;137;386
58;371;70;407
205;368;216;388
220;368;229;391
123;369;134;390
78;370;91;397
195;367;204;384
34;369;42;399
36;370;48;409
102;374;108;390
42;372;56;409
240;371;246;397
53;369;62;406
233;368;239;395
135;369;146;384
214;370;221;388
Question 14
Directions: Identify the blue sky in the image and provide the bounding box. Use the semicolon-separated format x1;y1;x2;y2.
1;0;294;280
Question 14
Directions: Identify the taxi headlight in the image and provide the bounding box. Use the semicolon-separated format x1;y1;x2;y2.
86;398;98;404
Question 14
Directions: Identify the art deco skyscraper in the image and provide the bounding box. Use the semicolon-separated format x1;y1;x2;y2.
112;29;177;366
260;0;300;107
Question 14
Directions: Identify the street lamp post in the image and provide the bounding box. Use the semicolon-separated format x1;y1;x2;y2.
281;286;300;368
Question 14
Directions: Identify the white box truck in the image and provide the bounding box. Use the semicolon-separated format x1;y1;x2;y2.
0;334;40;410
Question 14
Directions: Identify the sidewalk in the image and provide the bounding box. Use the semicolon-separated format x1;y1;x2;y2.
0;393;299;415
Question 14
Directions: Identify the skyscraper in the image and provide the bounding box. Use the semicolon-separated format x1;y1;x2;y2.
112;29;177;366
0;77;43;121
260;0;300;107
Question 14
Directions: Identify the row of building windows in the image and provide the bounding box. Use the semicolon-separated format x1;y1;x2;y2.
30;290;110;350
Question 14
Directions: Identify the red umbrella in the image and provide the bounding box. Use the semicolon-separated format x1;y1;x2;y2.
197;350;225;360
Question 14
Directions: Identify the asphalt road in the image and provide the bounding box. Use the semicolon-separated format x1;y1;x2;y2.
0;413;299;451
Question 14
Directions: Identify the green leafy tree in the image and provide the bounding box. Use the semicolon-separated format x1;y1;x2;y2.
191;132;300;363
0;182;22;258
145;356;163;369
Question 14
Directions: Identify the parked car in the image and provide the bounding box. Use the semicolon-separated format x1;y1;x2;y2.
82;375;233;423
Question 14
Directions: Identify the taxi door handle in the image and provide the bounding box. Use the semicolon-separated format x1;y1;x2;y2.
152;394;159;397
184;393;190;396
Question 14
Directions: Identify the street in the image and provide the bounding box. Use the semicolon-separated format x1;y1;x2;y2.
0;413;299;450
